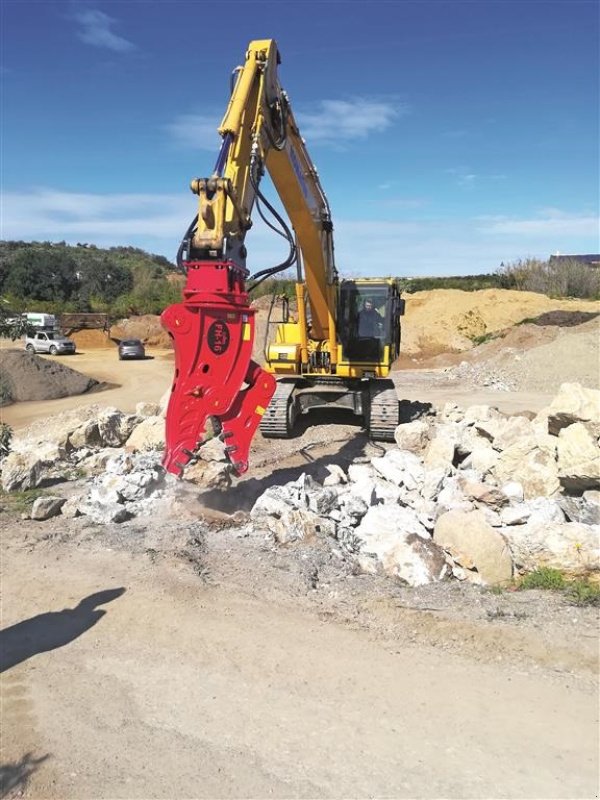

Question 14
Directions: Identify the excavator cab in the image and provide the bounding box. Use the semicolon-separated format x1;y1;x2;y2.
338;280;403;366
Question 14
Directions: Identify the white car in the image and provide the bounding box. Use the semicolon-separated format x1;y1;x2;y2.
25;330;76;355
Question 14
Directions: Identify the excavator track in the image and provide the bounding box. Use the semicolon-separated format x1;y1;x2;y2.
368;379;399;441
259;381;297;438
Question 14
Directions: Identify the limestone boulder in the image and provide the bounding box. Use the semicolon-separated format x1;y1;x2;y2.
493;442;560;499
136;401;160;418
323;464;347;486
394;420;429;452
353;505;449;586
536;383;600;435
433;509;513;585
1;451;58;492
501;521;599;574
459;479;508;510
371;450;425;490
78;501;131;524
30;496;66;521
126;416;165;452
558;495;600;526
557;423;600;492
424;430;457;470
97;409;139;447
61;495;83;518
68;419;102;450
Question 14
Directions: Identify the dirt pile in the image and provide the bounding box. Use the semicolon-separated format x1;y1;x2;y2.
69;329;115;350
401;288;600;356
439;315;600;393
111;315;172;348
0;349;99;406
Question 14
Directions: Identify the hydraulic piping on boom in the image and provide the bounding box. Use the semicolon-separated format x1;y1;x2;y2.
161;39;404;478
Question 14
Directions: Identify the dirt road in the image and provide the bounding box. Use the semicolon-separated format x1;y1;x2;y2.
1;348;556;433
2;343;598;799
1;530;598;800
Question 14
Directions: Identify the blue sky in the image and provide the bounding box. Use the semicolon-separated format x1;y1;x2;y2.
2;0;598;277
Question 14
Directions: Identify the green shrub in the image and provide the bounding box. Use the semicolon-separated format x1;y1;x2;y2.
519;567;566;591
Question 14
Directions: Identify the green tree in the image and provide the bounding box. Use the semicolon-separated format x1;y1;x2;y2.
3;247;78;301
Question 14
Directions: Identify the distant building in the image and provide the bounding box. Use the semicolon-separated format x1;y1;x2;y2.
549;253;600;268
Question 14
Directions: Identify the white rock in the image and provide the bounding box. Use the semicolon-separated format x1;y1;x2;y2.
126;416;165;452
0;452;56;492
459;479;508;510
501;481;524;503
97;409;138;447
371;450;425;490
501;521;599;573
537;383;600;435
348;463;376;483
136;401;160;417
493;442;560;499
78;501;130;524
463;405;502;425
323;464;347;486
198;437;228;463
500;503;531;526
527;497;566;525
30;496;66;521
436;477;473;514
420;467;449;501
424;431;457;470
353;506;449;586
61;496;82;518
440;403;464;424
557;423;600;492
493;416;535;452
68;419;102;450
394;420;429;452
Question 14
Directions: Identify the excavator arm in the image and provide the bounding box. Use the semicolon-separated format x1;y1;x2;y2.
161;39;338;477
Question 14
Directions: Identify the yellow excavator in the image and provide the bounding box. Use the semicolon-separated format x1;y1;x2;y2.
161;39;404;478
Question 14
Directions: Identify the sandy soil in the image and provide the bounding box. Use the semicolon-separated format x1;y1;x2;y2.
1;511;598;800
400;288;600;356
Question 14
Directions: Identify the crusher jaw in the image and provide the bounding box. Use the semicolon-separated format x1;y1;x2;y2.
161;260;276;477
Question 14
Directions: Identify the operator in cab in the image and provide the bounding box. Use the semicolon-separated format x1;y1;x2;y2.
357;298;384;337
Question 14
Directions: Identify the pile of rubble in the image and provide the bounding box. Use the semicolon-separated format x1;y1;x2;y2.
250;382;599;585
1;383;598;587
0;401;230;524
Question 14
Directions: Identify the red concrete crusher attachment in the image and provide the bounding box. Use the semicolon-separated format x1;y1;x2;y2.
160;260;276;477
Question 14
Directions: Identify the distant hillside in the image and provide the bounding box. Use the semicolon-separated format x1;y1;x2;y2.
0;241;181;316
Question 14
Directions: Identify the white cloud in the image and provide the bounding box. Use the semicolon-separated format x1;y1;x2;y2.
165;114;222;151
296;98;406;146
478;212;599;237
445;167;507;187
166;97;404;151
73;9;135;53
2;189;598;277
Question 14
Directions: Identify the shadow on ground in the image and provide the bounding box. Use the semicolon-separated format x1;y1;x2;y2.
0;753;50;799
0;588;126;673
196;400;432;514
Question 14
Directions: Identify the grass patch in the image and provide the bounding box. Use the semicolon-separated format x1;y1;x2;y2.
519;567;566;591
518;567;600;606
0;487;47;513
469;331;502;346
565;580;600;607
